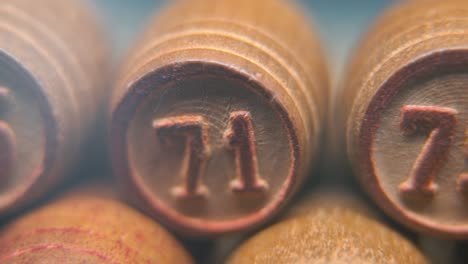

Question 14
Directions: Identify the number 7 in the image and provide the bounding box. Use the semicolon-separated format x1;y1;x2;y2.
153;115;211;199
399;105;458;200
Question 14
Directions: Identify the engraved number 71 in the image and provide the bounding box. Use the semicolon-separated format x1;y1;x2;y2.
153;111;267;200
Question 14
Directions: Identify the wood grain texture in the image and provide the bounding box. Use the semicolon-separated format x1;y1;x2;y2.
0;186;193;264
341;0;468;238
110;0;329;237
226;191;428;264
0;0;109;217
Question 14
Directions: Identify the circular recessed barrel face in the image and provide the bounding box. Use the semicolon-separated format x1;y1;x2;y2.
0;51;54;211
359;50;468;237
113;62;298;235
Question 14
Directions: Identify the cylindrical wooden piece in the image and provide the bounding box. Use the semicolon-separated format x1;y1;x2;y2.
227;191;428;264
0;186;194;263
342;0;468;238
110;0;329;237
0;0;108;216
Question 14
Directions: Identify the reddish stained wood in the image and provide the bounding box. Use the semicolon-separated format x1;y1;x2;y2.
399;105;458;200
0;245;118;264
224;111;268;192
153;115;210;199
0;187;194;263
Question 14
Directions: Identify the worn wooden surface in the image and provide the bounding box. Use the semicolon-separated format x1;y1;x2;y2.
0;0;109;217
341;0;468;238
226;191;428;264
0;185;193;263
110;0;329;237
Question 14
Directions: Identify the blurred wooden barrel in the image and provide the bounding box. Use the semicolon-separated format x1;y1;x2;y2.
0;0;109;216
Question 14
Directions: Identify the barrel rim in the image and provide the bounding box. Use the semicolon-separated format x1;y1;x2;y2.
356;48;468;238
111;59;303;237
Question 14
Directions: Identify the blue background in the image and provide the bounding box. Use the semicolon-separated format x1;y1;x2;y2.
93;0;393;75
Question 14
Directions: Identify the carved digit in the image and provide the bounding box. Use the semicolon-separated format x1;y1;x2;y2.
398;105;458;200
224;111;268;192
0;87;15;183
153;115;210;199
457;130;468;194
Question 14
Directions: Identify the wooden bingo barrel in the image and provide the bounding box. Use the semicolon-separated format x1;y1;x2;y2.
110;0;329;237
342;0;468;238
227;191;428;264
0;0;109;216
0;186;194;263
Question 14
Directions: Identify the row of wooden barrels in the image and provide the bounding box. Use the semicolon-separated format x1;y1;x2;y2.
0;0;466;263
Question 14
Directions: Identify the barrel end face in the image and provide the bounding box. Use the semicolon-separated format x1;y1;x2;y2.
111;60;302;237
